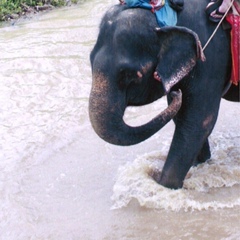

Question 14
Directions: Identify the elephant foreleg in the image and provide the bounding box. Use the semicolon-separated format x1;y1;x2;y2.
193;138;211;166
158;130;209;189
156;102;219;189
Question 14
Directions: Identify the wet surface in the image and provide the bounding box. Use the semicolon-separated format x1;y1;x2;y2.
0;1;240;239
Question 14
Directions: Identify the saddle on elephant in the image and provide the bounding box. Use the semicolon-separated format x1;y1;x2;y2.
206;0;239;85
119;0;184;26
226;1;240;85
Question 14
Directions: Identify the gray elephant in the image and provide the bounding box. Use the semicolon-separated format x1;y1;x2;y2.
89;0;239;189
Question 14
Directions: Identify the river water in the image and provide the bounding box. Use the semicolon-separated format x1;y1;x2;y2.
0;1;240;239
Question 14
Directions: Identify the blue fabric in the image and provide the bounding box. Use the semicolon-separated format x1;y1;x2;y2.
155;1;177;27
125;0;152;9
124;0;177;26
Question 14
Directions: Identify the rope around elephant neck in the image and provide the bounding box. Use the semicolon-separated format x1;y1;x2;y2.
202;0;235;51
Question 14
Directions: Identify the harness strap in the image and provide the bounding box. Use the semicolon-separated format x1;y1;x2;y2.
202;0;235;51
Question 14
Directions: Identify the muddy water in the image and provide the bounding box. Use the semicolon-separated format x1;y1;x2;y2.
0;1;240;239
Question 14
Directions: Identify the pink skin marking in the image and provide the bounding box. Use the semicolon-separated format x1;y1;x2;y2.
154;71;161;82
137;71;143;78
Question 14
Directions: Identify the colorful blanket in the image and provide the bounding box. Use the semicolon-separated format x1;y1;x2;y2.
120;0;177;26
226;1;240;85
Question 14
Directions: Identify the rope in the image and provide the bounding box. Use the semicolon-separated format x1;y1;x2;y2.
202;0;240;101
202;0;235;51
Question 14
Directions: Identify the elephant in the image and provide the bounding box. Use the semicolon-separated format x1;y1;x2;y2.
89;0;239;189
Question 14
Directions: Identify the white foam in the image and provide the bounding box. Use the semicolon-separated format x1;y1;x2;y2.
111;148;240;211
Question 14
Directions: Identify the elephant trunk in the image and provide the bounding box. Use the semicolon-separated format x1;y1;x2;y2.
89;72;182;146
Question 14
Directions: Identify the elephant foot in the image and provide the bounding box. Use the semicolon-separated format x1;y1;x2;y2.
159;173;184;189
149;169;183;189
149;169;162;183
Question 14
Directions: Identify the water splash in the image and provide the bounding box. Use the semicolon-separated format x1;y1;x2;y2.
111;147;240;211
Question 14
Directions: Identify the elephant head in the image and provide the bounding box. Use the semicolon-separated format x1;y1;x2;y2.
89;6;204;146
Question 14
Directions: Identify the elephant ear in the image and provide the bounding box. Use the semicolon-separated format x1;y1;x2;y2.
155;26;205;94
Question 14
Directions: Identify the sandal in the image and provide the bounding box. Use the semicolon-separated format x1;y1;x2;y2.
205;0;223;15
209;8;225;22
169;0;184;12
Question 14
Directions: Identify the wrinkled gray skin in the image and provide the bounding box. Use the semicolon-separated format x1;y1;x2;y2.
89;0;236;189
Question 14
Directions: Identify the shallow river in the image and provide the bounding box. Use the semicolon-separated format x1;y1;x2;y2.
0;1;240;239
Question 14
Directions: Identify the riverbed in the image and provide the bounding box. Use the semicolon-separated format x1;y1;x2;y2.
0;1;240;239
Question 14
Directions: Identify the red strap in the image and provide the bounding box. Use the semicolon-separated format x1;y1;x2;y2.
226;13;240;85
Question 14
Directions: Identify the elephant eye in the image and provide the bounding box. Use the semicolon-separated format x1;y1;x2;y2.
118;68;136;90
